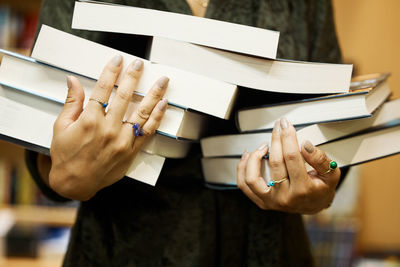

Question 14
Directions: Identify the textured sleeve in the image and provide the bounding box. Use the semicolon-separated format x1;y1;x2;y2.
25;150;70;202
308;0;342;63
37;0;151;56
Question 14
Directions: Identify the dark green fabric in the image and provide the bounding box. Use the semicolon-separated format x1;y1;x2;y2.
30;0;343;266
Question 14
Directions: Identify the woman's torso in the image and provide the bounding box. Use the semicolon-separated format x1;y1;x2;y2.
37;0;341;266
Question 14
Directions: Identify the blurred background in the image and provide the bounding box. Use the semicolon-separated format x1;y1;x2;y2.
0;0;399;266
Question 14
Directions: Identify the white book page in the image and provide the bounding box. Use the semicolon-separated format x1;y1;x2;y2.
72;1;279;59
201;99;400;157
32;25;237;119
238;96;368;131
0;85;59;148
202;125;400;185
0;54;203;139
0;85;165;185
150;37;352;94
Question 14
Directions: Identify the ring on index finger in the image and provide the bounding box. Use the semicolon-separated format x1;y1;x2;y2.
89;98;108;108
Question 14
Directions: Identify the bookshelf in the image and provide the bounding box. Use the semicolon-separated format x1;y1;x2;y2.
0;0;41;13
0;0;75;264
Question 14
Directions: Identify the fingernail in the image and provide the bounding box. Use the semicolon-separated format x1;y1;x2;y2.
132;59;143;71
280;117;288;129
303;140;315;153
273;120;280;132
258;142;268;151
66;76;72;89
241;150;249;160
157;76;169;89
111;55;123;66
158;98;168;111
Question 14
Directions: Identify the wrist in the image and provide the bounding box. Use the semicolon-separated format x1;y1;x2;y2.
48;164;100;201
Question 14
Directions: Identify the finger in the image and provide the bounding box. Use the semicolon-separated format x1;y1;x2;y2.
279;117;308;184
140;99;168;136
107;59;143;122
301;140;341;187
237;151;267;209
88;55;123;110
244;142;271;198
127;76;169;127
54;76;85;132
268;120;289;185
130;99;168;150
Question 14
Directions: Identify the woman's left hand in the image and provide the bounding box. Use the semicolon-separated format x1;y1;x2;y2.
237;117;341;214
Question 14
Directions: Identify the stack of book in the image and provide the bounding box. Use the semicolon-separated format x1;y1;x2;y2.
0;0;399;187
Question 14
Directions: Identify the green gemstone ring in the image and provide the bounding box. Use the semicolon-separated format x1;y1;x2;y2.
322;160;338;175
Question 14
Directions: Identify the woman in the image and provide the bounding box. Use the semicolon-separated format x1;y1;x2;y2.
27;0;342;266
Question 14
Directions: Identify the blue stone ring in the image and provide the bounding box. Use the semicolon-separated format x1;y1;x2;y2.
132;122;144;137
89;98;108;108
123;120;144;137
267;177;288;188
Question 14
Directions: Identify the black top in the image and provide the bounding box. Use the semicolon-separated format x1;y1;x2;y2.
26;0;342;266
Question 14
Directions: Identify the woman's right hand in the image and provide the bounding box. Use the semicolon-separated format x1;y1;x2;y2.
48;55;169;201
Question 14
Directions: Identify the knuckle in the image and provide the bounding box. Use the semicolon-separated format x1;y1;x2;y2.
116;89;132;102
106;63;120;74
315;151;328;166
97;80;114;91
103;128;118;141
114;140;131;154
137;107;151;121
65;95;77;105
142;128;155;137
277;197;290;210
81;115;97;129
245;176;258;187
269;158;283;169
248;151;260;161
151;108;165;121
125;67;140;79
150;88;164;99
282;127;296;137
294;187;311;201
284;151;299;162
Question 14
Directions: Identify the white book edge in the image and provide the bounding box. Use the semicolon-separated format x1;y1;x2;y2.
201;99;400;157
0;52;206;140
0;84;164;186
149;36;352;94
32;25;237;119
72;1;279;59
202;125;400;185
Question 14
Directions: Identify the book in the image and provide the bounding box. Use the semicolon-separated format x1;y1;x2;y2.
237;73;391;132
149;36;353;94
0;84;165;186
0;50;208;141
32;25;238;119
202;124;400;185
143;134;192;159
201;99;400;157
71;0;279;59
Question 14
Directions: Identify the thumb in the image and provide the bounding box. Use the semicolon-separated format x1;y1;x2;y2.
54;76;85;131
301;140;340;187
